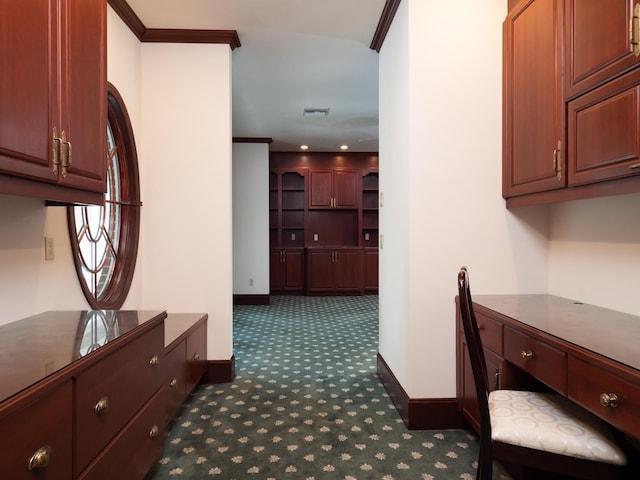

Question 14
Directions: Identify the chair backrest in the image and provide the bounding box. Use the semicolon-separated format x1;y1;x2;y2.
457;267;493;467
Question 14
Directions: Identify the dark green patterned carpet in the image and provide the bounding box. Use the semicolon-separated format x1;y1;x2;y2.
148;296;510;479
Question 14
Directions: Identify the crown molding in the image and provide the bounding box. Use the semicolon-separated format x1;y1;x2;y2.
107;0;241;49
370;0;401;53
233;137;273;144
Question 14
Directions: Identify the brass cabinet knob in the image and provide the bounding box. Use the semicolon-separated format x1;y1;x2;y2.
600;392;619;408
94;396;110;415
149;424;160;438
193;352;200;361
27;446;51;471
520;350;534;361
149;355;160;366
169;378;177;388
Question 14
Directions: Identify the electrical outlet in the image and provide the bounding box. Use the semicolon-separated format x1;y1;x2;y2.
313;234;319;241
364;233;370;241
44;237;55;261
249;278;254;286
291;233;295;241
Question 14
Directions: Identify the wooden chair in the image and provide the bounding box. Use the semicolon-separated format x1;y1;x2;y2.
457;267;627;480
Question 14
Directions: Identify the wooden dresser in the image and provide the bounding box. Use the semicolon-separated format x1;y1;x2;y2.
0;310;166;479
456;295;640;443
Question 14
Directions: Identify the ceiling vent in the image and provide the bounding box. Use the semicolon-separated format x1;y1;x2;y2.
303;108;329;117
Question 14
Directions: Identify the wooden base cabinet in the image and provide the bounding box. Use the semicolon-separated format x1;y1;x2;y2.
164;313;208;424
270;249;305;293
0;311;166;480
306;248;362;294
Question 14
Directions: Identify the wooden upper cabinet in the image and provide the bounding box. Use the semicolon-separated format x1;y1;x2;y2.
568;67;640;185
565;0;640;100
503;0;565;198
0;1;56;181
309;169;358;209
0;0;106;203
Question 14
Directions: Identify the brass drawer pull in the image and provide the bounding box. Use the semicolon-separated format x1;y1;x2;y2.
520;350;533;361
170;378;178;388
149;424;160;438
94;396;110;415
193;352;200;361
149;355;160;366
27;446;51;471
600;392;619;408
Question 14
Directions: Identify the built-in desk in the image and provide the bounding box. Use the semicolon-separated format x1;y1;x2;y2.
456;295;640;442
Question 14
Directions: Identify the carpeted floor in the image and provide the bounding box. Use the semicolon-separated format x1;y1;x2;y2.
147;295;511;479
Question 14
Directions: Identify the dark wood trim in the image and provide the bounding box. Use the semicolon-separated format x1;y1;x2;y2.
505;175;640;208
107;0;145;40
142;29;241;50
377;353;467;430
233;294;270;306
107;0;241;49
370;0;402;53
202;356;235;384
233;137;273;144
1;175;103;206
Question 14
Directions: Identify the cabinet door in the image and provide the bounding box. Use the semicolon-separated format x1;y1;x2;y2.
306;250;334;292
334;249;362;292
61;0;106;193
309;170;333;208
333;170;358;208
503;0;565;197
270;249;284;291
283;250;305;291
568;67;640;185
565;0;639;100
363;249;378;292
0;0;58;182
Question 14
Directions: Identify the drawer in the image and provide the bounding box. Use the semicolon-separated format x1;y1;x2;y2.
186;322;207;393
74;323;164;475
0;382;72;480
474;311;503;355
77;388;165;480
165;339;187;425
504;326;567;394
568;356;640;440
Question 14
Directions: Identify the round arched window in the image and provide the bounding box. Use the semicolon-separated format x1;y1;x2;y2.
68;83;141;309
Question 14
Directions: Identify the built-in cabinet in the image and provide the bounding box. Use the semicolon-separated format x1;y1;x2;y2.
0;311;167;480
306;248;362;294
0;0;106;205
503;0;640;207
309;169;359;209
164;313;208;425
269;152;378;295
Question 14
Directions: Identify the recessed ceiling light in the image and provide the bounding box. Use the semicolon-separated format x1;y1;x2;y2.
300;145;309;150
340;145;349;150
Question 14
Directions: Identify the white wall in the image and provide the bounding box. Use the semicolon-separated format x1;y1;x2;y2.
548;192;640;316
140;42;234;360
0;195;86;324
379;0;550;399
232;143;270;296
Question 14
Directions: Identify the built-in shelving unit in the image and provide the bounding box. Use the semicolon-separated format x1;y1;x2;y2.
269;152;378;295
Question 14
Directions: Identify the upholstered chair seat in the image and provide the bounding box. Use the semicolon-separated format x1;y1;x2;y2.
489;390;626;465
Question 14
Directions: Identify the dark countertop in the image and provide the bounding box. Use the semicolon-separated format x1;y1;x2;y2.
0;310;166;403
473;294;640;371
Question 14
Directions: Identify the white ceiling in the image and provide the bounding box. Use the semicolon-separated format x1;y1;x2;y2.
126;0;385;152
